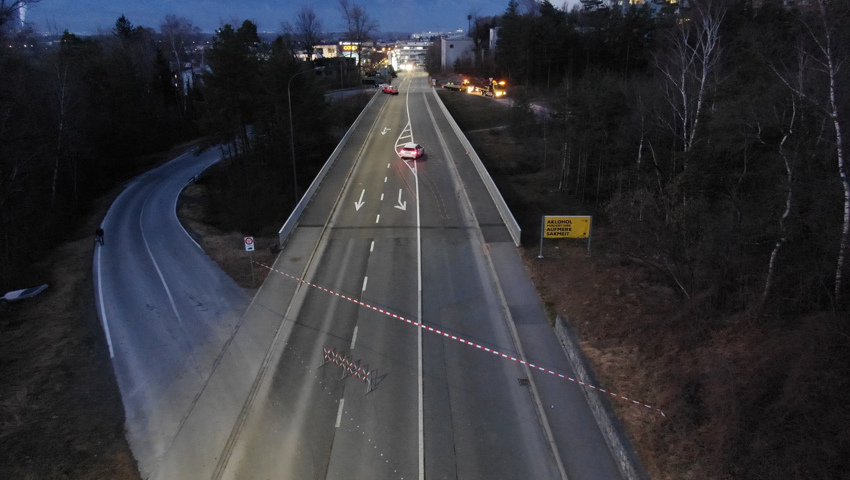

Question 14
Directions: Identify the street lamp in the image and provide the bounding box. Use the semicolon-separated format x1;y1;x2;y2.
287;66;323;205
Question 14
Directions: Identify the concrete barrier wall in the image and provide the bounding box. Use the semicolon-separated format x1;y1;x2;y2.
430;88;522;246
278;91;380;246
554;315;649;480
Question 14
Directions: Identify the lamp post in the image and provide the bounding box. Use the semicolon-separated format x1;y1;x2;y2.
287;66;322;205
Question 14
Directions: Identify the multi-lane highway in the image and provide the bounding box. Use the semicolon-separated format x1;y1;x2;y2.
96;71;622;480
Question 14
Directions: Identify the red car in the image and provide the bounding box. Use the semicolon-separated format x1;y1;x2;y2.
382;84;399;95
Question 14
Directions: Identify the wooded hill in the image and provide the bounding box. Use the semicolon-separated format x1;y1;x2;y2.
434;0;850;313
430;0;849;477
0;15;348;291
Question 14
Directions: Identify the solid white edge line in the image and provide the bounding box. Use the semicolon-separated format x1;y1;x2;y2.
95;243;115;358
335;398;345;428
174;148;211;251
351;325;359;350
410;78;425;480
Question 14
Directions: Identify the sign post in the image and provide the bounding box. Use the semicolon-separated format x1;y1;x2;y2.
538;215;592;258
244;236;255;284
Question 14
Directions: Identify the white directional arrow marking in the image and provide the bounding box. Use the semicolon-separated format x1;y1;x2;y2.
381;127;391;135
394;189;407;211
355;189;366;211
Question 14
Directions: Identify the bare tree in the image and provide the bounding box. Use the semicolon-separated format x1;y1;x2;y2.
654;1;725;165
337;0;378;68
160;15;200;72
160;15;200;112
770;0;849;303
759;94;799;311
289;5;323;61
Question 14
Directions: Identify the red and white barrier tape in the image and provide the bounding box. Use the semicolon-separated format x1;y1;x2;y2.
259;262;665;417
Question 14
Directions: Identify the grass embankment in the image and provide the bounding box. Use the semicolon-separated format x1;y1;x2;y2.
437;89;849;479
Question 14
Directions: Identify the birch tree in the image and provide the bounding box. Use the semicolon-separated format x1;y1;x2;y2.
771;0;849;303
0;0;38;34
760;95;799;311
654;1;725;166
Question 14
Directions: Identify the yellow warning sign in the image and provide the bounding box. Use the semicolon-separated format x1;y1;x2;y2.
543;216;590;239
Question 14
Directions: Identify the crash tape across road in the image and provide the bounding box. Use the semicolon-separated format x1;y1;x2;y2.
258;261;665;418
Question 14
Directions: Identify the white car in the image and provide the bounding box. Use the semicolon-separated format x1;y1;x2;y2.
398;143;424;159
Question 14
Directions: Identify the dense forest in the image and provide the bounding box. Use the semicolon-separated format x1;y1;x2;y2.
434;0;849;314
0;8;348;291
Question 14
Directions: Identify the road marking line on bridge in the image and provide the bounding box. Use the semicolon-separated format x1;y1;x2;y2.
336;398;345;428
254;261;666;417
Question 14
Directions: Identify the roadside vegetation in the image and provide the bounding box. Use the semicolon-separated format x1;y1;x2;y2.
0;9;370;477
429;0;850;478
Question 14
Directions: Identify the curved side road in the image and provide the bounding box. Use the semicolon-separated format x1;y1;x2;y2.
93;148;252;479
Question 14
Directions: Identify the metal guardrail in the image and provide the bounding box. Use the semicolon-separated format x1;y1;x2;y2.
429;88;522;246
277;91;380;246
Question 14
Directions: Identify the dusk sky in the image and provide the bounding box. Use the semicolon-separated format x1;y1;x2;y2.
22;0;579;36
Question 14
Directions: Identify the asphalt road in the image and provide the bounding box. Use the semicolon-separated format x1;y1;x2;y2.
94;148;253;479
96;71;622;480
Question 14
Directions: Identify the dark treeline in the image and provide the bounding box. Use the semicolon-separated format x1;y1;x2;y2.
1;15;194;289
448;0;849;314
456;2;849;477
0;12;357;290
195;19;336;236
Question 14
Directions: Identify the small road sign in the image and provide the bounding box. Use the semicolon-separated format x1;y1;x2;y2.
244;236;255;252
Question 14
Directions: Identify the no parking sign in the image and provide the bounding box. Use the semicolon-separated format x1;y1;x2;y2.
244;236;255;252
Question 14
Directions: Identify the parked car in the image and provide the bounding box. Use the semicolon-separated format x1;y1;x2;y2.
382;84;399;95
398;143;425;159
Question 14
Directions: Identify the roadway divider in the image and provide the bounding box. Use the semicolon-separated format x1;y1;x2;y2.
277;91;380;247
430;88;522;246
321;346;374;394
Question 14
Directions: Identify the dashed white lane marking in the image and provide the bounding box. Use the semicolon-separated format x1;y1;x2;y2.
362;276;369;292
335;398;345;428
387;162;390;168
351;326;359;350
376;214;380;224
370;240;375;252
381;193;385;201
256;261;667;418
384;176;387;183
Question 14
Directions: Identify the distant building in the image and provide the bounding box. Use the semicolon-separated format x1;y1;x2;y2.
392;40;430;70
314;44;341;59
